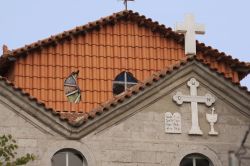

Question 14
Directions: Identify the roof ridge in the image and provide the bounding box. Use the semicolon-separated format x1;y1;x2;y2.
1;10;249;74
2;10;163;56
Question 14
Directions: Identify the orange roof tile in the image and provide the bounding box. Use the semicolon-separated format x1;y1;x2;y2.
1;57;249;126
0;10;249;114
73;56;250;126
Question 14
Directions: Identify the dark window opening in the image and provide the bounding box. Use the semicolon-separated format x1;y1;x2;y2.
113;71;138;95
51;148;87;166
180;153;213;166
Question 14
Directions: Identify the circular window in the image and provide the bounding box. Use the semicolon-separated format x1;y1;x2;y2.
51;148;87;166
180;153;213;166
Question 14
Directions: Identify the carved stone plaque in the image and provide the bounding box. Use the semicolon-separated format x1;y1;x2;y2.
165;112;182;134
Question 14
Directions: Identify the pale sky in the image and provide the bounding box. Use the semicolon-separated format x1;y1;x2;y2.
0;0;249;88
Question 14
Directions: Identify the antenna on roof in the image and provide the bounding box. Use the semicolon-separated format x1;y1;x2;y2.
2;44;10;56
119;0;134;10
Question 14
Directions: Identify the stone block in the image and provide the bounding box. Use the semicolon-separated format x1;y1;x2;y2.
98;150;132;162
17;139;37;147
132;151;156;163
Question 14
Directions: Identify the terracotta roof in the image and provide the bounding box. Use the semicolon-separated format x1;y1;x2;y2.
0;10;249;114
1;10;249;76
65;57;250;125
1;57;249;127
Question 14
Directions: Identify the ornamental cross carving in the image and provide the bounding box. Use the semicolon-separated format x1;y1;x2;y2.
175;14;205;56
173;78;215;135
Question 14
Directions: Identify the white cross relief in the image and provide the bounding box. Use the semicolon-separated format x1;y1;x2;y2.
176;14;205;56
173;78;215;135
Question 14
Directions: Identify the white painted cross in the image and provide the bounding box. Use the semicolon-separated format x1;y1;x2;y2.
173;78;215;135
176;14;205;56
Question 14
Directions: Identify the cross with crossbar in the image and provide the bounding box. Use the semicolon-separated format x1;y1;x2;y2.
173;78;215;135
176;14;205;56
121;0;134;10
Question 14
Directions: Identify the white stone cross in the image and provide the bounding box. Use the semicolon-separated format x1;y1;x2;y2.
176;14;205;56
173;78;215;135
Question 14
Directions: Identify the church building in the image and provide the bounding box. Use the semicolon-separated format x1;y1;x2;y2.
0;10;249;166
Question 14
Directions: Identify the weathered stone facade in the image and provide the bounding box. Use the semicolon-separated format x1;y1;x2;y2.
0;61;249;166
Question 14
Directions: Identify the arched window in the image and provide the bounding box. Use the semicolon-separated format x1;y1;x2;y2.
113;71;138;95
51;148;87;166
180;153;213;166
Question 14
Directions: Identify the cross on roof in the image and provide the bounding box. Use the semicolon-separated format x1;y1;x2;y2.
122;0;134;10
176;14;205;56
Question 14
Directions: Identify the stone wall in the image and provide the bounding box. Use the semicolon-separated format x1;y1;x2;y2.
80;76;250;166
0;72;249;166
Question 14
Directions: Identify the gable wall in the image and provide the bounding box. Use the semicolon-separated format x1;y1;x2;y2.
80;73;249;166
0;92;98;166
0;94;63;165
0;66;249;166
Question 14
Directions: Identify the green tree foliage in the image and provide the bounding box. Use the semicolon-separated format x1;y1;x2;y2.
0;135;35;166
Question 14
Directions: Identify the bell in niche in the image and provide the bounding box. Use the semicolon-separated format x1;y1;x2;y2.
64;70;81;103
